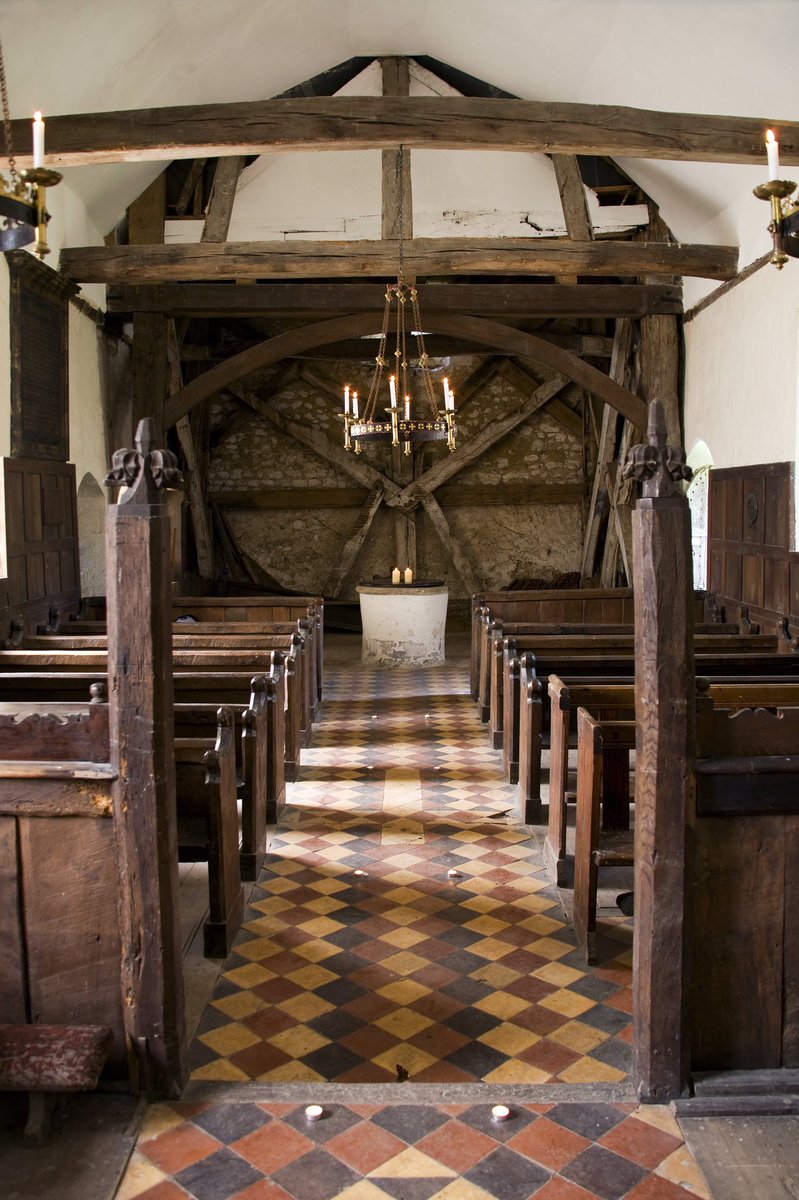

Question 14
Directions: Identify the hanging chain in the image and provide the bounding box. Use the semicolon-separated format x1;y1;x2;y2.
0;36;20;183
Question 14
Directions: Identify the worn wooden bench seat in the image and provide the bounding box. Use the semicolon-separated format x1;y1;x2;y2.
0;1022;113;1144
503;646;799;789
174;709;243;957
470;586;714;702
542;675;799;881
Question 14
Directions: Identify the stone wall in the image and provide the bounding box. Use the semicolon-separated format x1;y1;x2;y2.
209;358;586;600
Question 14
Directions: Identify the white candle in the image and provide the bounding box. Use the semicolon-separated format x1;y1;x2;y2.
404;567;413;584
491;1105;511;1122
443;377;450;408
304;1104;324;1121
766;129;780;181
32;112;45;169
392;567;401;585
404;395;411;421
344;385;350;415
389;375;397;407
352;392;359;419
445;387;455;413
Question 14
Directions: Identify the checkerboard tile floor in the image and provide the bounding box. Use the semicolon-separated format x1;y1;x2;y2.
117;1099;711;1200
188;642;634;1087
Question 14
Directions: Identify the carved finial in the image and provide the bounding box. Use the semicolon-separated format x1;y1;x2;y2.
621;399;692;498
104;417;183;505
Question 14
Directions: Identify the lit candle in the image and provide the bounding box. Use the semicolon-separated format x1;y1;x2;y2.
352;392;359;419
304;1104;324;1122
491;1105;511;1122
392;567;401;585
445;386;455;413
443;377;450;408
404;395;411;421
766;129;780;181
343;385;350;415
389;375;397;407
404;567;413;584
32;111;45;169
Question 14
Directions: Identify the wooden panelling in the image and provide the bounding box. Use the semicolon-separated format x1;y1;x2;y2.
708;463;795;623
784;819;799;1066
0;817;27;1023
19;815;126;1069
692;815;785;1070
0;457;81;635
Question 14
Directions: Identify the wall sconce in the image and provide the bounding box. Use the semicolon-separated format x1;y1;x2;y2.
754;129;798;269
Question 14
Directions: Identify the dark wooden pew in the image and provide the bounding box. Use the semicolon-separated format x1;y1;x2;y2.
544;676;799;884
572;708;636;962
503;643;799;790
0;699;245;958
470;586;715;701
174;708;243;957
485;621;750;747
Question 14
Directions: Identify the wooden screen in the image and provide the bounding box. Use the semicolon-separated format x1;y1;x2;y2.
708;462;799;624
0;457;81;631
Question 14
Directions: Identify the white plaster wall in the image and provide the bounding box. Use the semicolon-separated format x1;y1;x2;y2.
684;262;799;544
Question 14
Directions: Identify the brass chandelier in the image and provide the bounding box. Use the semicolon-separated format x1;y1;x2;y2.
341;150;456;456
0;36;61;258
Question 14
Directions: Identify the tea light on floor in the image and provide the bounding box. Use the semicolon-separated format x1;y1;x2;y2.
491;1104;511;1122
305;1104;324;1122
447;868;462;878
354;869;368;878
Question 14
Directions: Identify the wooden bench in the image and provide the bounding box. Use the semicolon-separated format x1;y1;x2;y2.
503;643;799;789
484;620;747;747
691;703;799;1069
0;1023;113;1144
572;709;637;962
174;708;243;957
470;586;715;703
543;676;799;881
0;649;303;781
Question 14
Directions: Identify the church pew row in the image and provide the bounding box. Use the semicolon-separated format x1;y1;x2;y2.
469;586;718;700
503;642;799;790
571;701;799;971
16;624;316;749
0;703;241;984
486;623;758;748
0;642;306;777
543;676;799;885
58;592;325;717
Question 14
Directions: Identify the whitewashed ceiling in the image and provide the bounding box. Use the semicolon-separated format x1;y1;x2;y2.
2;0;798;304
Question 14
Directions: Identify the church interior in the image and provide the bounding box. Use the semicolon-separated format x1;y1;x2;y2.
1;3;798;1198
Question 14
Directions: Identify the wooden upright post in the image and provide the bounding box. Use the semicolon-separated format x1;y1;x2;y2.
626;398;695;1101
105;419;186;1097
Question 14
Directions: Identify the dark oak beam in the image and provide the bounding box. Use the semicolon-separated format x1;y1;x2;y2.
61;238;737;283
7;96;797;167
163;312;647;429
211;482;587;509
107;282;684;319
279;332;613;361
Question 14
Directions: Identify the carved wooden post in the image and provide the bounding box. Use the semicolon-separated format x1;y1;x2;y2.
105;419;186;1096
624;399;694;1101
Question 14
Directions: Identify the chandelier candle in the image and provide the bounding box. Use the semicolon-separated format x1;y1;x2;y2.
767;129;780;181
32;112;45;169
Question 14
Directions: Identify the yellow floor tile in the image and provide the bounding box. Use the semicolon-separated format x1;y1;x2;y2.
222;962;276;989
558;1056;628;1083
539;988;597;1018
284;964;338;989
211;991;268;1020
137;1104;185;1142
656;1147;713;1199
113;1152;170;1199
533;961;586;987
478;1022;541;1055
374;1006;435;1039
548;1020;610;1055
370;1147;456;1178
373;1043;438;1077
466;936;517;961
268;1023;331;1058
377;979;432;1005
277;991;335;1021
190;1058;251;1082
198;1022;261;1056
483;1060;552;1084
378;950;431;976
257;1060;326;1082
474;992;531;1020
380;926;429;949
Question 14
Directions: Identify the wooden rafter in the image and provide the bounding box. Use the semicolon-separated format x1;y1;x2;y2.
323;485;386;598
107;282;683;319
8;96;797;166
60;238;737;284
202;157;243;242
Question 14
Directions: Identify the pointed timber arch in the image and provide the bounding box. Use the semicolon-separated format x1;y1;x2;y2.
163;312;647;430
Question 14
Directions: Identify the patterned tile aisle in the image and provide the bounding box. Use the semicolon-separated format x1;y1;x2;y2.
118;1098;711;1200
189;639;634;1087
115;636;712;1200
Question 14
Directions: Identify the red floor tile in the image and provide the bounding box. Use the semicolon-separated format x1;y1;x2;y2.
324;1121;407;1173
508;1116;591;1171
415;1117;498;1170
140;1123;221;1174
599;1114;683;1169
232;1121;315;1175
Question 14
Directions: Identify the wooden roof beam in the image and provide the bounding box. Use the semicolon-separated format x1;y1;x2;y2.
106;281;683;319
5;96;797;167
62;238;736;283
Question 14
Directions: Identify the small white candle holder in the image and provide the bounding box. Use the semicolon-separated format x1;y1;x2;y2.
491;1104;511;1122
304;1104;324;1122
447;868;462;879
354;869;368;878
